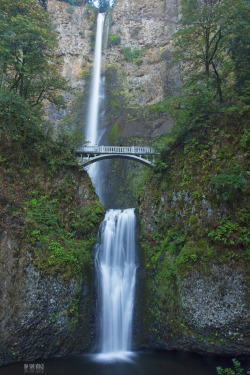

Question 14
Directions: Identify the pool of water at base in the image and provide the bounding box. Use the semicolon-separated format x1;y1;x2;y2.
0;350;249;375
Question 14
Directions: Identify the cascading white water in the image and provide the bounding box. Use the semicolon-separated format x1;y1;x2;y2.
85;12;105;199
85;7;137;363
86;12;105;145
95;209;137;361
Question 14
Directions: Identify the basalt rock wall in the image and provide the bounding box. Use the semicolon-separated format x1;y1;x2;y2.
136;121;250;356
47;0;179;139
0;148;103;366
105;0;179;138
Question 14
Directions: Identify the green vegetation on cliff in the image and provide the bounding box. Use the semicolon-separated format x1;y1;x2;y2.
0;0;104;281
138;0;249;354
146;0;249;252
217;359;250;375
0;0;68;107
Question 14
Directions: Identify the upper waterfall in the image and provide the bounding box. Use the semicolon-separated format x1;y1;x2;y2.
85;12;105;145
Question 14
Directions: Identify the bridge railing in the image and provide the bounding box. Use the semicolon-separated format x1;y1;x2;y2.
75;145;158;155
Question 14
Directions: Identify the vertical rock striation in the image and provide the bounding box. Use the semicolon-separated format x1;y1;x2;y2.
105;0;179;138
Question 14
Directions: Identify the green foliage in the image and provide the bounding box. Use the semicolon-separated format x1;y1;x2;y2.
57;0;88;5
23;194;103;279
173;0;244;104
0;0;103;284
149;0;249;152
50;313;56;323
81;70;90;79
189;215;198;225
229;1;250;98
210;166;247;201
84;3;97;18
0;88;84;167
0;0;68;107
135;58;143;67
0;90;43;144
107;123;119;144
90;33;95;50
208;218;249;248
240;128;250;150
138;0;249;340
108;34;121;46
122;47;141;62
216;358;250;375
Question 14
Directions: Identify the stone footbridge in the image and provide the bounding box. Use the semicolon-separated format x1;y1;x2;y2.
75;145;159;168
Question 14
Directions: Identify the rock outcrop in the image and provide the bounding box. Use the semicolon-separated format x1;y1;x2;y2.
137;121;250;356
0;145;103;366
105;0;179;138
46;0;179;138
46;0;95;129
0;236;93;365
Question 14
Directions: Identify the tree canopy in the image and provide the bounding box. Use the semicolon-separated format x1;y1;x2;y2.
0;0;68;107
0;0;83;158
173;0;249;104
152;0;249;146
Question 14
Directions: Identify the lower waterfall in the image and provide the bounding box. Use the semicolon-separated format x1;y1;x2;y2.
95;209;137;361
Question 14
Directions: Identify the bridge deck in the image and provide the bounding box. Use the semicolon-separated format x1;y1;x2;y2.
75;145;158;156
75;145;159;168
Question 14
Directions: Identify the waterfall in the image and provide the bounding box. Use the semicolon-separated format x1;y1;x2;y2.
86;12;105;145
95;209;137;361
85;12;105;199
85;7;137;363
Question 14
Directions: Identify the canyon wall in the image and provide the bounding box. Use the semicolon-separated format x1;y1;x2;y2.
47;0;179;138
137;120;250;356
105;0;179;138
0;145;103;365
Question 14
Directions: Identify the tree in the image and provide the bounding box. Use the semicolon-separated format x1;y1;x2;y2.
150;0;249;147
229;0;250;98
0;0;68;107
173;0;242;104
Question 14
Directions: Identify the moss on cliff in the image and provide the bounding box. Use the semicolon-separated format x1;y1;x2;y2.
0;127;104;365
0;135;104;281
138;116;249;355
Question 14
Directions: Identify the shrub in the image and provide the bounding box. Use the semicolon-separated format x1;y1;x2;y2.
109;34;121;46
58;0;86;4
135;57;143;66
107;123;119;144
210;166;247;201
216;358;250;375
122;46;141;61
81;70;90;79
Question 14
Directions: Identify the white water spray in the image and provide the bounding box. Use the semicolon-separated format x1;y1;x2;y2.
95;209;137;361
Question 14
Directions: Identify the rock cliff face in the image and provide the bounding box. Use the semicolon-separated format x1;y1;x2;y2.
105;0;179;138
46;0;95;129
0;237;92;365
108;0;178;104
46;0;179;138
137;122;250;356
0;148;103;366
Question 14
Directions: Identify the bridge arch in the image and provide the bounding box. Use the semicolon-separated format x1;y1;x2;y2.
78;153;155;168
